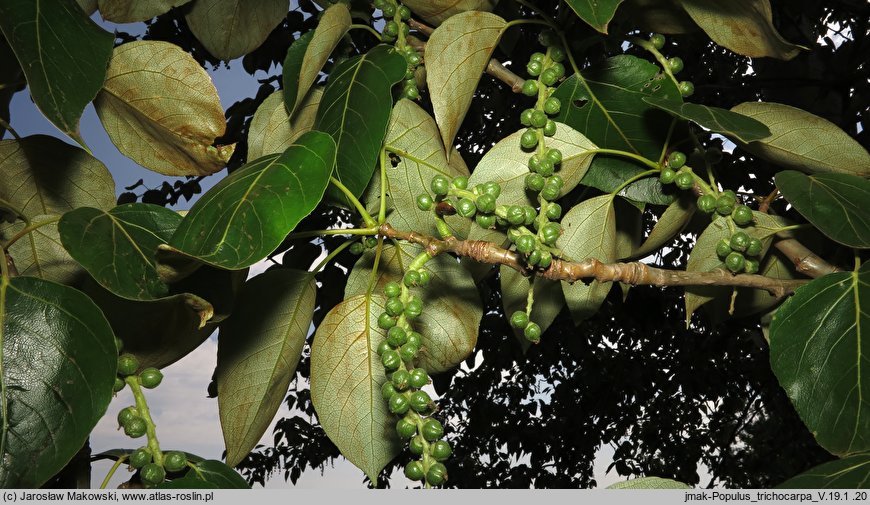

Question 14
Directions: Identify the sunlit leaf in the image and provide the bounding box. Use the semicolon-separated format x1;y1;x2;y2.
95;41;235;176
0;135;116;284
185;0;289;61
310;294;401;482
169;131;335;270
778;454;870;488
283;4;350;118
608;477;691;489
315;45;405;206
776;171;869;249
643;97;771;143
565;0;625;33
679;0;804;60
557;195;617;322
345;243;481;373
0;276;117;487
218;269;314;466
0;0;113;143
732;102;870;176
425;11;506;153
402;0;496;25
248;88;322;161
770;263;870;455
97;0;192;23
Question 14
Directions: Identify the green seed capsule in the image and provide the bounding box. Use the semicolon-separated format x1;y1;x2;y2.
659;168;677;184
530;52;545;63
117;406;139;427
384;281;402;299
549;46;565;62
404;270;421;287
539;222;561;246
365;237;378;248
409;435;426;455
520;108;535;126
725;251;745;273
409;368;430;388
385;298;404;317
543;120;557;136
744;258;760;274
430;175;450;196
697;194;717;214
515;235;535;254
382;350;402;372
650;33;666;49
521;79;539;97
523;206;537;226
507;205;526;226
389;393;410;414
668;151;687;169
730;231;751;253
113;377;126;393
378;312;396;330
525;173;545;192
510;310;530;329
550;62;565;79
540;185;559;202
377;341;391;356
406;331;423;348
675;172;694;190
546;147;562;164
397;418;417;439
421;418;444;441
716;192;737;216
452;176;469;190
668;57;684;74
381;381;397;400
530;110;548;128
526;60;543;77
426;462;448;486
384;20;398;36
129;448;152;469
746;238;763;257
527;249;541;266
457;198;477;218
399;343;419;362
538;251;552;269
349;242;365;255
543;97;561;116
732;205;754;226
546;203;562;220
430;440;452;461
399;6;411;19
520;129;539;149
475;213;496;229
540;68;558;86
416;194;433;211
405;460;425;481
409;390;433;413
524;322;542;343
716;239;732;259
124;417;147;439
405;297;424;317
536;158;555;177
679;81;695;97
117;354;139;376
483;181;502;198
140;463;166;486
392;369;411;391
163;451;188;473
139;368;163;389
387;326;408;347
476;193;497;213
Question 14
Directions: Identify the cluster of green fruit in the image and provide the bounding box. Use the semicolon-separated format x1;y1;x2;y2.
648;33;694;97
716;230;763;274
375;0;420;100
350;236;381;255
376;279;451;486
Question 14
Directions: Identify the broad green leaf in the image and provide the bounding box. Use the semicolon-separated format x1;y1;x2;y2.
314;45;405;206
310;294;401;482
608;477;691;489
169;131;335;270
633;196;695;259
402;0;496;25
565;0;625;33
425;11;506;153
58;204;182;300
553;55;681;205
94;40;235;176
615;197;643;261
218;269;315;466
770;263;870;455
732;102;870;176
679;0;804;60
0;136;115;284
643;97;770;143
778;454;870;488
282;4;350;118
776;171;870;249
0;0;113;143
345;243;481;373
185;0;289;61
0;276;117;487
97;0;192;23
500;267;564;350
77;0;97;14
684;212;787;322
182;460;249;488
557;195;617;322
248;88;322;161
376;99;470;238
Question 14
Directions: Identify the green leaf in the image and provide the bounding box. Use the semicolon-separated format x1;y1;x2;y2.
500;267;564;350
185;0;289;61
401;0;496;25
282;4;351;118
169;131;336;270
218;269;315;467
557;195;617;322
778;453;870;488
345;243;481;373
684;212;786;322
770;262;870;456
182;460;249;488
425;11;506;153
608;477;691;489
678;0;804;60
97;0;192;23
0;136;116;284
375;99;470;238
633;196;695;259
94;40;235;176
58;204;182;300
0;276;117;487
565;0;625;33
314;45;405;206
776;171;870;249
248;88;322;161
621;0;698;35
643;97;771;143
0;0;113;143
310;293;402;482
732;102;870;176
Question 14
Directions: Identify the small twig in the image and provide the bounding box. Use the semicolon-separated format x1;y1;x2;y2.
773;236;842;278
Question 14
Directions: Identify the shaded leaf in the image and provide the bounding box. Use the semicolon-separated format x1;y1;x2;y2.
620;0;697;34
778;454;870;488
557;195;617;322
218;269;315;466
679;0;804;60
58;203;182;300
608;477;691;489
345;243;481;373
185;0;289;61
565;0;625;33
731;102;870;176
0;136;115;284
315;45;405;206
770;263;870;456
776;171;870;249
500;267;564;350
402;0;496;26
0;276;117;487
425;11;506;153
643;96;771;143
248;88;322;160
94;40;235;176
633;196;695;259
0;0;113;143
182;460;249;488
310;294;402;482
283;4;350;118
77;0;98;14
169;131;335;270
97;0;192;23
